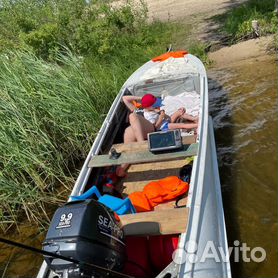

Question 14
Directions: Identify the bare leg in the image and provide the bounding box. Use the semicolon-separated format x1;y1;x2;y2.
129;113;155;141
170;108;185;123
116;126;136;177
171;107;198;123
116;113;155;177
168;122;198;130
124;125;137;143
181;113;199;122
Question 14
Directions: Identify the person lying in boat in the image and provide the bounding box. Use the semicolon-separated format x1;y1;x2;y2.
116;94;198;177
140;93;198;131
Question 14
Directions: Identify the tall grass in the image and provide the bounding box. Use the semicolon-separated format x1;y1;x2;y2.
0;50;100;229
0;0;203;231
0;50;125;230
0;29;173;231
214;0;277;42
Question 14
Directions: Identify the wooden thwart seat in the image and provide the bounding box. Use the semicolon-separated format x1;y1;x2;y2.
112;134;196;153
119;207;189;236
88;143;198;168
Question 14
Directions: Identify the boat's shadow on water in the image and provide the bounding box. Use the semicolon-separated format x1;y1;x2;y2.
208;76;242;278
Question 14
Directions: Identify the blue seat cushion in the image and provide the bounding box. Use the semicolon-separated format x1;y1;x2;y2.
99;195;131;215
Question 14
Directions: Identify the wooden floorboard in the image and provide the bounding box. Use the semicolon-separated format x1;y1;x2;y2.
88;143;198;168
118;158;191;195
127;158;189;172
154;197;187;211
119;207;189;236
98;137;193;237
112;147;191;236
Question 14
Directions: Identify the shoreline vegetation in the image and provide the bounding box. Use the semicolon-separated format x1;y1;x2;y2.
212;0;277;44
0;0;176;231
0;0;277;232
0;0;207;231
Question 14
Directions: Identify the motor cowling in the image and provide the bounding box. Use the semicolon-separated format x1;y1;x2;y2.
43;199;126;277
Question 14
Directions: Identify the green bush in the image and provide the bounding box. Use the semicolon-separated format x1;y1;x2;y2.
0;0;203;232
0;0;174;230
0;0;155;60
21;23;59;58
188;41;211;65
214;0;277;41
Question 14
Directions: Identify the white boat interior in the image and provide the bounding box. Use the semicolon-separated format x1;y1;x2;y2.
86;76;199;237
37;54;231;278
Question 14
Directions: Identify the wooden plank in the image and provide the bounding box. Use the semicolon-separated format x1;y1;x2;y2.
119;159;191;196
119;208;189;236
88;143;198;168
122;178;186;196
121;161;183;195
112;135;196;153
128;158;192;172
121;180;156;195
112;141;148;153
154;197;187;211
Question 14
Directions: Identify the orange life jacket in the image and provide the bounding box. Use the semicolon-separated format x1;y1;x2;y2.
132;100;142;108
129;176;189;212
128;191;152;212
152;51;188;62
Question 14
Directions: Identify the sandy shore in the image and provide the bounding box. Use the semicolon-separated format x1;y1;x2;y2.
142;0;275;68
209;35;276;68
114;0;274;62
114;0;248;23
145;0;247;21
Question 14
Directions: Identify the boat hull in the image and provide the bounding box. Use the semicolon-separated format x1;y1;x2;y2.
37;53;231;278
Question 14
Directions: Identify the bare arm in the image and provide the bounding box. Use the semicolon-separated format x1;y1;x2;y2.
182;113;199;123
154;110;165;129
122;95;142;112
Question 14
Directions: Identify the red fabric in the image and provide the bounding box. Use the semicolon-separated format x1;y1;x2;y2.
148;235;179;271
123;236;151;278
152;51;188;62
141;93;157;108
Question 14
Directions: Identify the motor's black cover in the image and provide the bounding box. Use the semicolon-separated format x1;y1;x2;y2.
43;199;125;274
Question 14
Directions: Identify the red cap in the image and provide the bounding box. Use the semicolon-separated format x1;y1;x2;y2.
141;94;162;108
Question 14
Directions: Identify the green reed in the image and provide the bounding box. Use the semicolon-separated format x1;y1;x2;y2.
0;50;125;230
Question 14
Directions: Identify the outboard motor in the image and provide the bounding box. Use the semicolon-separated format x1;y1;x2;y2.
43;199;126;278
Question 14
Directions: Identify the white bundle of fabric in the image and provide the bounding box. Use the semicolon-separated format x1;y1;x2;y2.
161;91;200;117
139;57;197;81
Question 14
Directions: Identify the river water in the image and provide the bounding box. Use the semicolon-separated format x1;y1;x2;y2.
209;54;278;277
0;55;277;278
0;224;45;277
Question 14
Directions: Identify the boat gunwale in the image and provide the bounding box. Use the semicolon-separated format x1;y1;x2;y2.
176;68;232;277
